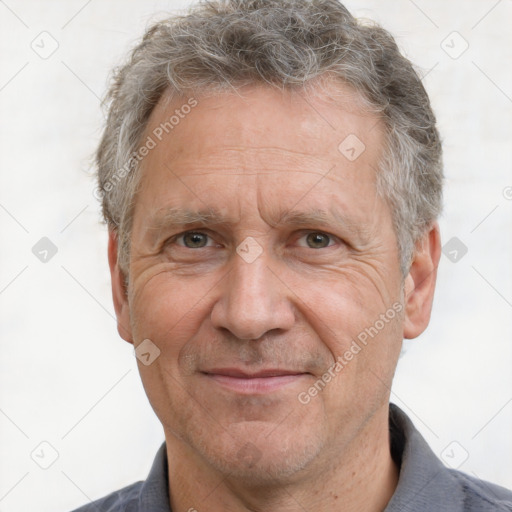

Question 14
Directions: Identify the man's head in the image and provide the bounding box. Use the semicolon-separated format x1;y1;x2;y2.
99;0;442;492
97;0;442;278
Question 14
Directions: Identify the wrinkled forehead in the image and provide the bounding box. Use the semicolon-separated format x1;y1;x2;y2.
131;81;388;231
138;81;384;178
147;78;382;141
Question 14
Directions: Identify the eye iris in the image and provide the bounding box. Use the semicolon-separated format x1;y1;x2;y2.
183;232;207;248
307;232;330;249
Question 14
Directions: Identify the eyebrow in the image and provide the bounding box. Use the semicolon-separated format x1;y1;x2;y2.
146;207;228;231
271;209;331;227
143;206;367;246
147;207;350;229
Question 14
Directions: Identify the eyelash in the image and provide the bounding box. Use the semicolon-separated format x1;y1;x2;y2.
169;230;339;249
174;231;217;248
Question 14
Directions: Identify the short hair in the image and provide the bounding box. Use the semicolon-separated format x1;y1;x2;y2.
95;0;443;277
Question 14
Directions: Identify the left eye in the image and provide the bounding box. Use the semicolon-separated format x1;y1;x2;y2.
299;232;335;249
176;231;211;248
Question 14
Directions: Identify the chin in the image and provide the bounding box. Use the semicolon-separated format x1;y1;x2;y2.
191;421;326;487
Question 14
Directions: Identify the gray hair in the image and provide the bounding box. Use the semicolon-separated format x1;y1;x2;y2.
96;0;443;277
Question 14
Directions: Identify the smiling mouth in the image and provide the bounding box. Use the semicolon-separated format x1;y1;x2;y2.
201;368;310;394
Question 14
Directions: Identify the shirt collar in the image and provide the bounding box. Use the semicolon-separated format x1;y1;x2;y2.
138;442;172;512
384;403;464;511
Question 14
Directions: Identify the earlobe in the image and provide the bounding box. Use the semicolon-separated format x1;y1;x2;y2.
403;223;441;339
108;230;134;344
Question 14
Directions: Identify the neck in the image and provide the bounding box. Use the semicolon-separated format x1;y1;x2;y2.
165;403;399;512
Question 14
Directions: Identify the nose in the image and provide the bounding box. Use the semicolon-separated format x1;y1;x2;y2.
210;250;295;340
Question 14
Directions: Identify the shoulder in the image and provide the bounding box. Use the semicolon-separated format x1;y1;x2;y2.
387;404;512;511
69;481;143;512
68;442;169;512
448;469;512;511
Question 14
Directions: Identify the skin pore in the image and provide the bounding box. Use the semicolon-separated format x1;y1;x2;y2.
108;81;441;511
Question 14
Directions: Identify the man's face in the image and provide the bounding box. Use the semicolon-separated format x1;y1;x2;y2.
111;83;421;483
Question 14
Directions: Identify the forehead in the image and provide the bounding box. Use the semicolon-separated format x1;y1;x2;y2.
144;81;383;165
133;81;387;227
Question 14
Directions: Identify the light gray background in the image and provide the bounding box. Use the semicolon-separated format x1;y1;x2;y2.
0;1;511;511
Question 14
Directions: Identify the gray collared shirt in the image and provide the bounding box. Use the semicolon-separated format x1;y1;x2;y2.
70;404;512;511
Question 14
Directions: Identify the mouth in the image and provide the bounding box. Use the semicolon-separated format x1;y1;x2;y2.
201;368;310;394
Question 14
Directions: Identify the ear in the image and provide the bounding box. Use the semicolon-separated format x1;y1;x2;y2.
108;230;134;344
403;223;441;339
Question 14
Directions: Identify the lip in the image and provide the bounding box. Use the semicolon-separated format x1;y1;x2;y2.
201;368;309;394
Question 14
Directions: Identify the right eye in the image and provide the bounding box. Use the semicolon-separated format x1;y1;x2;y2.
175;231;212;248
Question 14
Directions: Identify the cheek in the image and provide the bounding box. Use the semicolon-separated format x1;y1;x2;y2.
129;270;219;356
128;272;220;429
293;266;401;348
291;268;404;405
